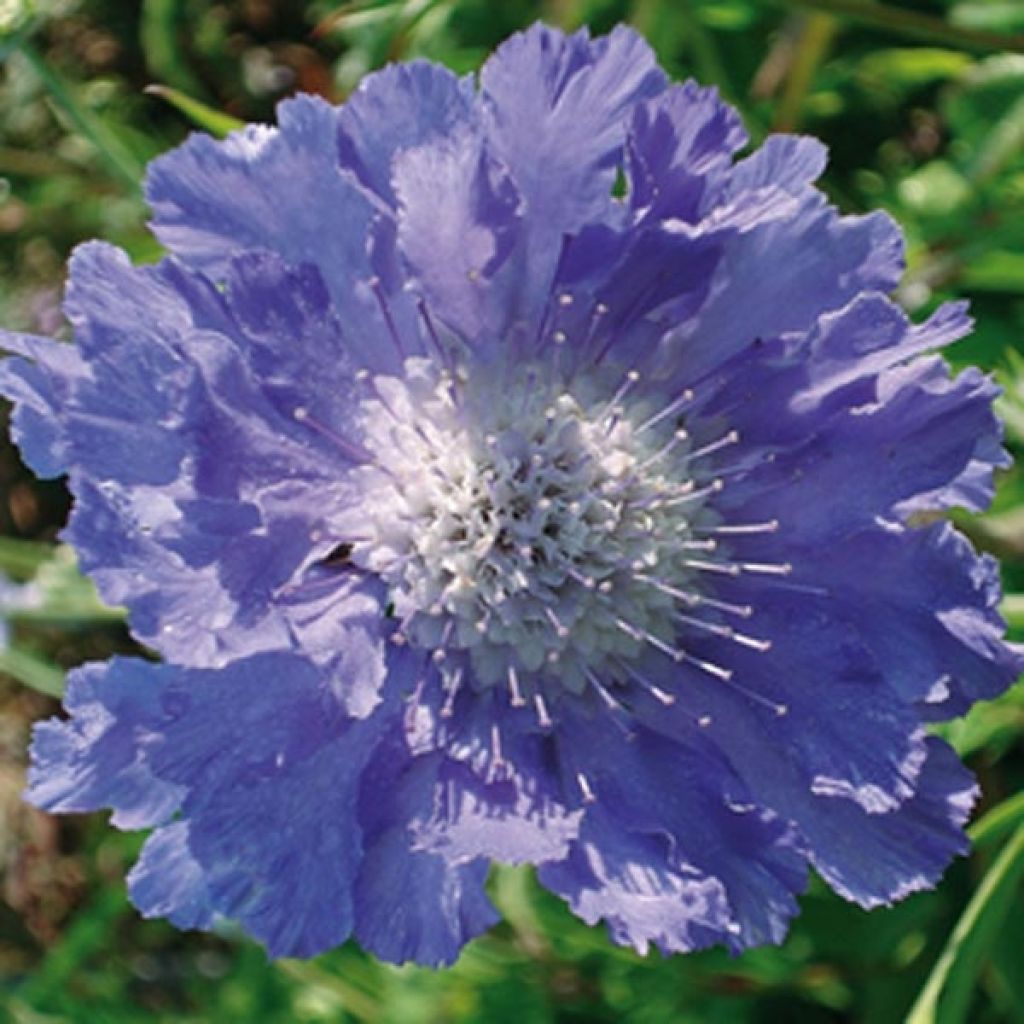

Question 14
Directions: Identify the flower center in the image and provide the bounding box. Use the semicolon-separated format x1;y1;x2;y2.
349;358;729;701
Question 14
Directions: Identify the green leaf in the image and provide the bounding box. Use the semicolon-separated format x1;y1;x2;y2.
898;161;972;218
907;825;1024;1023
140;0;211;99
0;646;64;697
0;536;55;579
952;3;1024;35
970;792;1024;849
15;41;145;189
144;84;243;138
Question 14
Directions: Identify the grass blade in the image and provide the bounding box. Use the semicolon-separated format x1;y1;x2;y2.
145;84;243;138
17;41;145;189
907;824;1024;1023
0;646;64;698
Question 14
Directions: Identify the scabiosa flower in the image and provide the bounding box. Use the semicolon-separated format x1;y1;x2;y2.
2;23;1021;963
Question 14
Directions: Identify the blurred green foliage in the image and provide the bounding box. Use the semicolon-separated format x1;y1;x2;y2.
1;1;1023;1022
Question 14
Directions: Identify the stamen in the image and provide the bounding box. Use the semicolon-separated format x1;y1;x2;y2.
732;632;773;653
722;676;788;716
634;573;701;606
615;618;690;664
693;594;755;619
544;607;570;638
680;538;717;552
638;428;689;471
674;612;734;639
603;370;641;419
491;724;504;771
661;479;724;507
440;666;463;717
507;665;526;707
617;661;676;706
740;561;793;576
683;430;740;464
369;277;407;360
582;669;631;719
567;567;596;589
638;388;694;433
705;519;780;536
676;650;734;681
534;692;553;728
682;559;742;577
416;298;454;375
577;771;597;803
292;407;373;463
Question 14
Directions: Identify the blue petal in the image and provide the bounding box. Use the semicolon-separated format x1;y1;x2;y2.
658;199;904;385
541;812;736;956
405;697;583;866
7;243;383;665
637;679;979;908
280;571;391;719
626;81;747;223
146;96;429;374
337;60;474;206
353;724;499;965
393;123;523;348
804;524;1024;719
396;23;667;352
637;585;931;815
540;711;805;954
798;737;977;907
481;24;665;240
127;821;215;930
146;95;372;284
0;331;84;479
137;652;393;958
354;829;495;966
25;660;184;830
711;297;1003;542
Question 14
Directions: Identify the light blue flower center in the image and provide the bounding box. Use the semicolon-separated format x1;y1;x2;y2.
350;358;740;699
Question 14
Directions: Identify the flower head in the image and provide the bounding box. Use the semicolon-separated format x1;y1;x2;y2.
2;23;1021;963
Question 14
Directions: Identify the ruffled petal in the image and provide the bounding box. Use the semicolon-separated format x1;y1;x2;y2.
146;95;372;283
127;821;216;931
337;60;474;207
800;524;1023;719
6;243;387;665
0;331;85;479
136;653;394;958
540;711;805;954
403;695;583;866
25;660;184;830
480;24;665;241
801;737;977;907
353;723;499;966
626;81;747;223
658;200;904;385
393;122;523;348
636;585;931;815
280;571;391;719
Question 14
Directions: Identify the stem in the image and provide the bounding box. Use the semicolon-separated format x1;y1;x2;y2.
774;13;838;132
907;825;1024;1023
769;0;1024;54
18;41;145;190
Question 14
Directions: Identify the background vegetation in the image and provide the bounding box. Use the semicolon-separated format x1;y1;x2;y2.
1;1;1023;1021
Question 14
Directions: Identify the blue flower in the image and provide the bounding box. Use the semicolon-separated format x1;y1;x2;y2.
2;24;1021;964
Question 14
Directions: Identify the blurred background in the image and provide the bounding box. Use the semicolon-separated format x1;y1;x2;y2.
0;1;1023;1021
